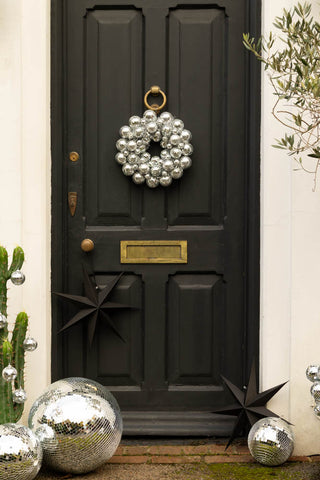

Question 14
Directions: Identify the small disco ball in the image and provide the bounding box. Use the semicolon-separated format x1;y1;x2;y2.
248;417;294;466
0;423;42;480
306;364;320;382
28;377;123;474
311;381;320;403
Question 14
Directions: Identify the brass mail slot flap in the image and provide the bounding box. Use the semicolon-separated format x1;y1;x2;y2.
120;240;187;264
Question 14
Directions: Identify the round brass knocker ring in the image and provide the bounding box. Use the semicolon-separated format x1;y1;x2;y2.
144;86;167;113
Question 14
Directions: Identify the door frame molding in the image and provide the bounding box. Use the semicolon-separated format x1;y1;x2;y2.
50;0;261;390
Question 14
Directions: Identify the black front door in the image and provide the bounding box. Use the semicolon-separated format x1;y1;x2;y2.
51;0;260;435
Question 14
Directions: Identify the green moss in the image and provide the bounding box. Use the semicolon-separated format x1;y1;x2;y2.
184;463;309;480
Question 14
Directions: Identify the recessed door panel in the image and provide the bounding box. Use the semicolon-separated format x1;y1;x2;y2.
85;9;143;225
167;274;224;385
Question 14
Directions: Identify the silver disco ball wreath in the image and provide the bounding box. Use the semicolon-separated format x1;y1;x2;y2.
0;423;42;480
116;109;193;187
248;417;294;466
28;377;123;474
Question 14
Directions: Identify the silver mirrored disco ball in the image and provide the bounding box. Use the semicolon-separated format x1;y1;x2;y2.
0;423;42;480
28;377;123;474
306;364;320;382
248;417;294;466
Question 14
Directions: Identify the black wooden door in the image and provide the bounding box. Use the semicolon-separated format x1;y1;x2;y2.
51;0;260;435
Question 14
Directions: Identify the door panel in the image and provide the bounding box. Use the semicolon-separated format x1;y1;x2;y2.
51;0;260;436
86;274;143;386
85;9;143;225
167;274;224;385
167;8;225;225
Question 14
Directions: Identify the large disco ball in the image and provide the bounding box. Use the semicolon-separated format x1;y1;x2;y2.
0;423;42;480
28;377;123;474
248;417;294;466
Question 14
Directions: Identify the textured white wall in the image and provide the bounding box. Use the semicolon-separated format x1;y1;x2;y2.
261;0;320;455
0;0;51;423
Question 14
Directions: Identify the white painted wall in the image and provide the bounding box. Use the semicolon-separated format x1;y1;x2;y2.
0;0;51;423
0;0;320;456
261;0;320;455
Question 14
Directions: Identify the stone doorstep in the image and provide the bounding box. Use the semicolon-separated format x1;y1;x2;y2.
109;445;320;464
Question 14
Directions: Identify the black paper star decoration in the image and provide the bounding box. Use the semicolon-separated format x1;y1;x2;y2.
54;266;133;346
213;362;288;449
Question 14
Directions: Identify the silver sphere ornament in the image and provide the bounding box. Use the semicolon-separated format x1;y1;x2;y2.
23;337;38;352
150;164;162;178
11;270;25;285
248;417;294;466
13;388;27;404
170;147;182;159
306;364;320;382
143;109;157;122
0;423;42;480
119;125;133;139
28;377;123;474
129;115;141;127
170;134;181;146
146;177;159;188
160;111;173;123
2;364;17;382
160;174;172;187
0;313;8;329
163;159;174;172
314;404;320;419
171;167;183;179
116;138;127;152
146;121;158;134
122;164;134;176
139;163;150;175
180;156;192;169
115;152;127;165
311;381;320;403
132;172;145;185
134;126;144;138
181;129;192;142
173;118;184;133
127;153;139;165
162;124;172;136
127;140;137;152
141;152;151;162
160;149;171;160
152;131;162;142
182;143;193;156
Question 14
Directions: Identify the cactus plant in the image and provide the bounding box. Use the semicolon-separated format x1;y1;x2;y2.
0;245;36;423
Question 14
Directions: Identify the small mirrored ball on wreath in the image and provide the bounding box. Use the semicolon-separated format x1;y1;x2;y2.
28;377;123;474
0;423;43;480
248;417;294;466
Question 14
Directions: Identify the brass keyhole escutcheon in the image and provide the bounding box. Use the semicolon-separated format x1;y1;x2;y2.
81;239;94;252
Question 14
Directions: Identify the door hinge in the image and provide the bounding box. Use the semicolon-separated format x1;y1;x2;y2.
68;192;77;216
